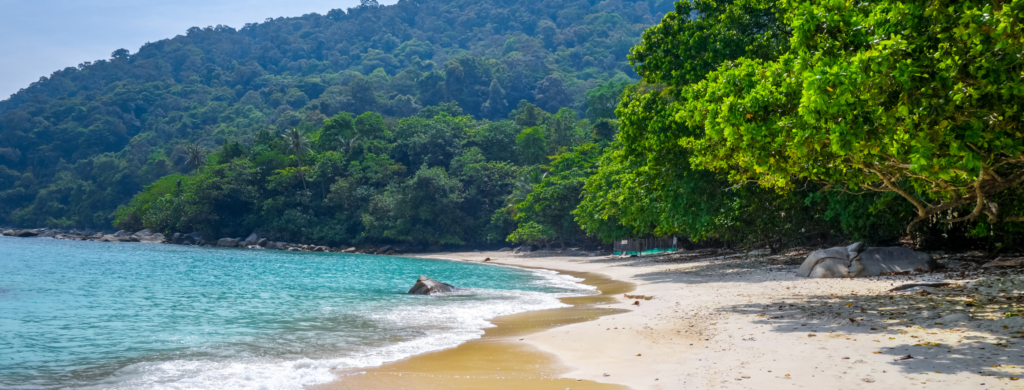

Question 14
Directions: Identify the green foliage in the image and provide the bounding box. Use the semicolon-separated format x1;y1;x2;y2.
515;127;548;166
512;143;603;247
506;221;556;247
0;0;661;229
674;0;1024;232
585;77;633;120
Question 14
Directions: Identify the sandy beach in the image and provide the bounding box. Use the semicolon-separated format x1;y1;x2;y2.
322;248;1023;390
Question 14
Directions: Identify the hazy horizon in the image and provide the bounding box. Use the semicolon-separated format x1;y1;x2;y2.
0;0;397;99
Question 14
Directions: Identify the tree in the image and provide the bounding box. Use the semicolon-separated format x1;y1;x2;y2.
515;126;548;166
534;75;573;113
672;0;1024;232
111;49;130;60
183;144;208;172
283;128;311;190
585;77;631;119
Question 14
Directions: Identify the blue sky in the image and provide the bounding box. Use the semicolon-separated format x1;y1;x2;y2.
0;0;397;99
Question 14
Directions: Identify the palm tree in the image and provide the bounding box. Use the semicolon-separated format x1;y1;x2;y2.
284;128;311;191
183;143;207;172
338;135;360;159
503;167;547;218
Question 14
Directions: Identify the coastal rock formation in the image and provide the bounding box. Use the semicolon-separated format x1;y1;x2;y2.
9;229;41;237
407;276;456;295
217;238;240;247
798;243;939;278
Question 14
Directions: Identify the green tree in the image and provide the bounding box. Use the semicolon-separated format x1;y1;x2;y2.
672;0;1024;232
283;128;311;191
515;127;548;166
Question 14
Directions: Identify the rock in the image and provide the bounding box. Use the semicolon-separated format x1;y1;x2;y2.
747;249;771;256
240;231;260;246
256;238;268;247
343;247;357;253
313;246;327;252
39;230;57;238
287;247;300;251
798;243;938;278
407;276;456;295
217;238;240;247
936;312;972;325
170;233;184;244
982;258;1024;268
12;229;41;238
499;247;512;252
139;233;165;243
375;245;393;254
385;249;396;255
134;229;154;237
1;230;14;236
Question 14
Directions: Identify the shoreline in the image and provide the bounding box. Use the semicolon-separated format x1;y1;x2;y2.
6;235;1022;389
390;250;1023;390
314;263;635;390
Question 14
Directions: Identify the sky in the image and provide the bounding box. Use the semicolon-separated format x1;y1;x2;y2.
0;0;397;99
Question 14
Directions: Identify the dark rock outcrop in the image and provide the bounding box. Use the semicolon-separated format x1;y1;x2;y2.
217;238;240;247
13;229;40;237
798;243;939;278
407;276;456;295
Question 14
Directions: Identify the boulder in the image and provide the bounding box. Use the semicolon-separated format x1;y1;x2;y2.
39;230;57;238
13;229;40;238
385;249;396;255
256;238;268;247
139;233;165;243
135;229;154;237
240;231;260;246
499;247;512;252
407;276;456;295
375;245;393;255
343;247;357;253
217;238;240;248
798;243;939;278
2;230;14;236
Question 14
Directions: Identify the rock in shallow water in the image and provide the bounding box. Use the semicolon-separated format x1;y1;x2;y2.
407;276;456;295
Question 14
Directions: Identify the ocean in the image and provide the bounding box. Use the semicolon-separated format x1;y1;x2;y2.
0;236;594;389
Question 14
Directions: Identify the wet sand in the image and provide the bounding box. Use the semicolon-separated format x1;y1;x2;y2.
315;270;634;390
320;250;1023;390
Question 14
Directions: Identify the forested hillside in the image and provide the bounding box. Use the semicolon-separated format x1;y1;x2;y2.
5;0;1023;253
0;0;667;230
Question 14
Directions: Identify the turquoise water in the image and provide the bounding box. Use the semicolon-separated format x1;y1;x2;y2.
0;236;593;389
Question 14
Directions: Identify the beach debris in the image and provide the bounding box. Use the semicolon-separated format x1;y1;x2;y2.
894;355;914;361
632;301;640;306
624;294;654;300
636;353;641;356
483;258;491;262
407;276;456;295
861;376;876;383
888;282;953;292
982;258;1024;268
603;373;610;377
798;243;938;278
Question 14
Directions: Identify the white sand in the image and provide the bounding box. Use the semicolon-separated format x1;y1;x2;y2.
418;250;1024;389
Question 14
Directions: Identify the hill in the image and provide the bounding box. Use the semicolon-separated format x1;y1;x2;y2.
0;0;668;230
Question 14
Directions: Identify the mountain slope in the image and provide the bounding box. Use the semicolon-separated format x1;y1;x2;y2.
0;0;668;230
